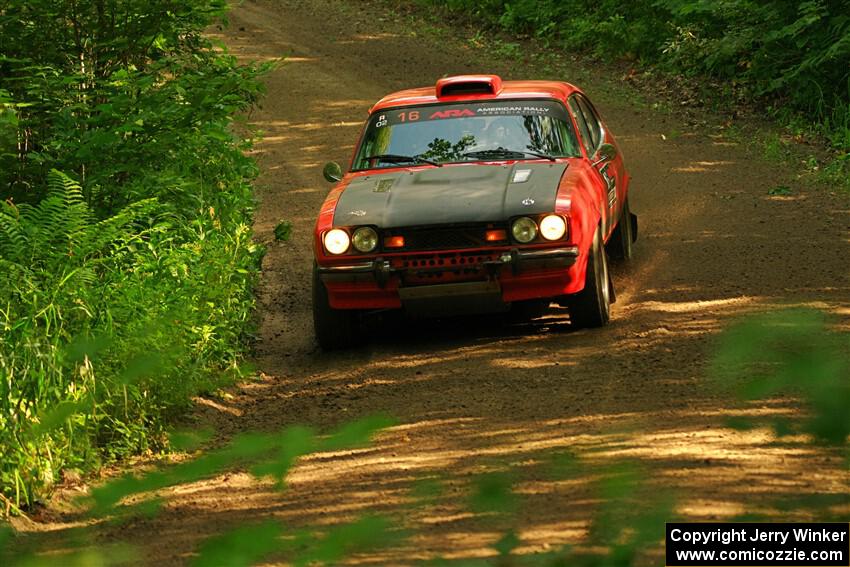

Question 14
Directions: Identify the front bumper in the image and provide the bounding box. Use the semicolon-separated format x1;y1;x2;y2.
317;247;578;278
317;246;582;311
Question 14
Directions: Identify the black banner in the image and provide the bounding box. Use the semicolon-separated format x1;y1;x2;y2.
666;523;850;566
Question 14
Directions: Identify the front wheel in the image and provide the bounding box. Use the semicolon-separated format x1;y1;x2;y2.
568;226;612;328
312;266;362;350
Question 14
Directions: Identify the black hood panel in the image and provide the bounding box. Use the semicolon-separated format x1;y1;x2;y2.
333;163;567;228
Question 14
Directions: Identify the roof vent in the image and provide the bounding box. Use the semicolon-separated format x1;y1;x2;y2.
435;75;503;98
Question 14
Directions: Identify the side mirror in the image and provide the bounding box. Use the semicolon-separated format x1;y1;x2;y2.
323;161;343;183
591;143;617;167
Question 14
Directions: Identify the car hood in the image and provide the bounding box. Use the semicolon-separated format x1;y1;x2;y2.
333;162;568;228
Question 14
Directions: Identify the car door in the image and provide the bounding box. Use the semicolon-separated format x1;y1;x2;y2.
568;94;624;238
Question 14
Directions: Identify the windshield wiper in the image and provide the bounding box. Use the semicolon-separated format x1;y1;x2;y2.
461;148;556;162
364;153;442;167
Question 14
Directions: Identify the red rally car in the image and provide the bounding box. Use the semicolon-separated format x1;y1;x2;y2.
312;75;637;349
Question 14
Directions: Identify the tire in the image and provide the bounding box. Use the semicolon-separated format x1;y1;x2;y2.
568;226;612;328
312;266;361;350
607;196;634;261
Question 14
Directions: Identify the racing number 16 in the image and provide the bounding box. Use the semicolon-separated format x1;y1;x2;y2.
398;111;420;122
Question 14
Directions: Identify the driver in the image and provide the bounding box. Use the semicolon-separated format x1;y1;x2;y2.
478;116;527;150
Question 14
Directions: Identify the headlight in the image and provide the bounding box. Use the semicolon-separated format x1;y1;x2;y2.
323;228;350;255
539;214;567;240
352;226;378;253
511;217;538;243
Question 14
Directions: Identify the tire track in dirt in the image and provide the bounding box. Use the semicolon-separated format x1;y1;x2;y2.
16;0;850;563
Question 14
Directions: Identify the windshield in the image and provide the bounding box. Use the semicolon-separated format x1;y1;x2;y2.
352;99;581;170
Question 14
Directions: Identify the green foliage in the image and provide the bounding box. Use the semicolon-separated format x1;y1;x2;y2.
657;1;850;116
0;0;266;509
274;220;293;242
421;0;850;156
712;308;850;445
292;515;397;566
3;412;673;566
193;521;285;567
4;416;396;566
469;471;517;514
7;301;850;567
768;184;793;195
321;413;396;450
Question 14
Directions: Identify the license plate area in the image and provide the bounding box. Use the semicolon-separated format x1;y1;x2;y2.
392;251;504;286
398;280;506;317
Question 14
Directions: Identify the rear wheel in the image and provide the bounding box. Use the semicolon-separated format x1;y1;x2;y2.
568;226;612;328
607;196;634;261
312;266;361;350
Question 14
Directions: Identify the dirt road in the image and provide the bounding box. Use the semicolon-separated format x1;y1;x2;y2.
17;0;850;563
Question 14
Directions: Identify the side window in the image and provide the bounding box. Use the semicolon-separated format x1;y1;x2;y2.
556;119;580;157
576;95;601;150
568;97;593;155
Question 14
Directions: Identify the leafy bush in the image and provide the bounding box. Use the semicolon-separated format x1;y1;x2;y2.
0;0;266;509
659;1;850;132
419;0;850;151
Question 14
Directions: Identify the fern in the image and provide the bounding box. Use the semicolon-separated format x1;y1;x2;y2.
0;202;29;261
1;170;159;271
0;0;265;510
79;198;159;259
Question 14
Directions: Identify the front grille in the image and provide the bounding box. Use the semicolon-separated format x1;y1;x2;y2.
387;224;504;251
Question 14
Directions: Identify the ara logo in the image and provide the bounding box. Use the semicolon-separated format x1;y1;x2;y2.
429;109;476;119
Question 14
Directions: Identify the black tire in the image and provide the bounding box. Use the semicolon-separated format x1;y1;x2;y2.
568;226;612;328
607;196;634;261
312;267;361;350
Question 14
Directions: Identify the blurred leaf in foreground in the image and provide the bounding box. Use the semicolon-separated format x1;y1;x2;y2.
85;416;394;518
321;414;396;451
192;520;284;567
712;308;849;445
293;515;396;567
470;471;517;515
